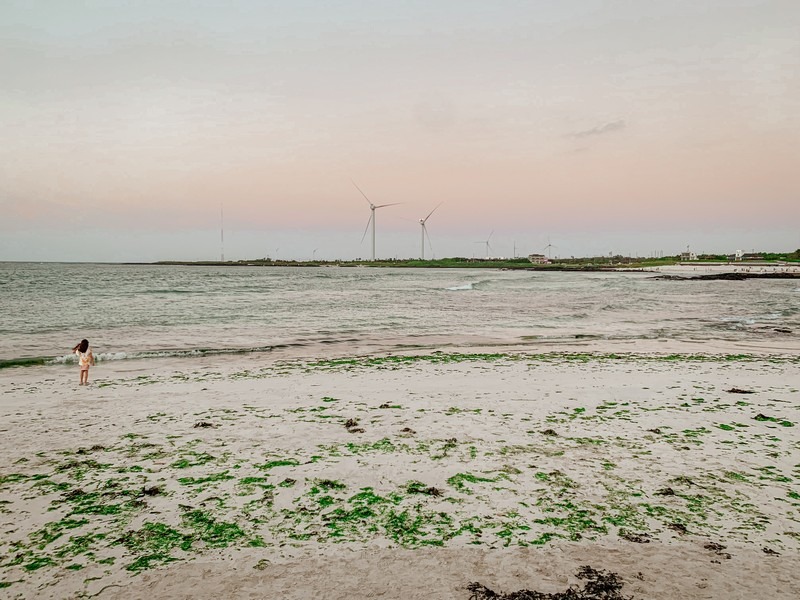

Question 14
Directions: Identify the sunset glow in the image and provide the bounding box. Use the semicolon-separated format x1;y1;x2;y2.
1;1;798;261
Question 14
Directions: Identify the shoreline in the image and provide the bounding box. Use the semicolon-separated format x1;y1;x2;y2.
1;348;798;598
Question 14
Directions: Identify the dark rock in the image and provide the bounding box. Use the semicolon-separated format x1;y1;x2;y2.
652;272;800;281
668;522;688;534
344;417;365;434
467;565;630;600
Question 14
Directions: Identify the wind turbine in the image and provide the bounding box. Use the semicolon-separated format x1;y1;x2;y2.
353;180;400;261
419;202;443;260
474;230;494;259
219;202;224;262
543;236;557;259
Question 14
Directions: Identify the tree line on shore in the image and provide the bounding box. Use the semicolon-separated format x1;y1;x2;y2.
153;249;800;269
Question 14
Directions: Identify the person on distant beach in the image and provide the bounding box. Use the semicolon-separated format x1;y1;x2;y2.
72;339;95;385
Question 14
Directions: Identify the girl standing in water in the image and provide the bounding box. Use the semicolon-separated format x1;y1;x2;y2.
72;339;95;385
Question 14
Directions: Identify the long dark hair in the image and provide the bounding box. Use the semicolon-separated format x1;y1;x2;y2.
72;339;89;353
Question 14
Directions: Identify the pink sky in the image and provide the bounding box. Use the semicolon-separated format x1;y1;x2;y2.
1;1;798;261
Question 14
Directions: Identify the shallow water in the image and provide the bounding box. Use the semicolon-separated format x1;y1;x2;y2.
0;262;798;367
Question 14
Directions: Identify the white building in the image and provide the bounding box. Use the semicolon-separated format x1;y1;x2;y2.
528;254;550;264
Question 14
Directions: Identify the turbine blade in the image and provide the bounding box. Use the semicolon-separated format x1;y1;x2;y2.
374;202;401;209
423;202;443;223
360;213;373;244
488;230;494;242
351;179;373;207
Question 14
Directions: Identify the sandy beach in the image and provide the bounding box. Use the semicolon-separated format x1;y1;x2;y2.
1;343;798;599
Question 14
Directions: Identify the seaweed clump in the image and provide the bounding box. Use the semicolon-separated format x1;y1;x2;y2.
467;566;634;600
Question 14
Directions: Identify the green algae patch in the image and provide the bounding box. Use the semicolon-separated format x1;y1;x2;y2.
24;556;55;571
170;452;217;469
301;352;800;376
306;353;510;371
54;459;114;481
293;486;462;547
345;438;397;454
0;473;30;488
52;488;140;517
126;554;179;573
117;522;193;572
754;414;795;427
316;479;347;491
237;476;272;495
383;509;454;547
257;458;300;471
447;472;508;493
118;522;192;553
181;510;246;548
316;495;336;507
54;533;106;559
30;518;90;549
178;471;234;486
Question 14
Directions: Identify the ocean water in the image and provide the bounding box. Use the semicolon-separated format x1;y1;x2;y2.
0;262;798;368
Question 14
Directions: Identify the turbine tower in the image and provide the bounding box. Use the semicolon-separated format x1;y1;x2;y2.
419;202;443;259
474;230;493;259
220;202;224;262
352;180;400;261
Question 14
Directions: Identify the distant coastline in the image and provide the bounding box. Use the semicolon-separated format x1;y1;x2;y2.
148;255;800;275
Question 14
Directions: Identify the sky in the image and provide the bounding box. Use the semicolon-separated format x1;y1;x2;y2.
1;0;798;262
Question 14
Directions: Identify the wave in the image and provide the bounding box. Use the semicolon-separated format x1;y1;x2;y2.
445;279;493;291
0;345;281;370
600;303;627;311
139;289;200;294
719;312;784;327
446;283;475;291
3;335;426;370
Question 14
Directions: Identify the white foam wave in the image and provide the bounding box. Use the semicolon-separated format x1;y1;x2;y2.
446;283;474;291
47;347;272;366
52;354;77;364
51;351;131;364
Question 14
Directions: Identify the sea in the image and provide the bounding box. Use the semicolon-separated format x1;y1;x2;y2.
1;262;798;370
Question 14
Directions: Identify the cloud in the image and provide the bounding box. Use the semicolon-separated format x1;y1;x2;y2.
569;120;626;138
